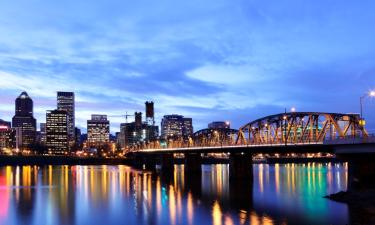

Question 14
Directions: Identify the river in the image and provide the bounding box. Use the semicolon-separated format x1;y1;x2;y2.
0;163;349;225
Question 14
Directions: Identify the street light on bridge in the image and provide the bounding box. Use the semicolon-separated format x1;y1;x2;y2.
359;90;375;126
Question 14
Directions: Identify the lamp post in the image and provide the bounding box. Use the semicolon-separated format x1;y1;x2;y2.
283;108;287;146
360;91;375;122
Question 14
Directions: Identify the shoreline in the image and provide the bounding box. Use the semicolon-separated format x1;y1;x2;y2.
325;190;375;224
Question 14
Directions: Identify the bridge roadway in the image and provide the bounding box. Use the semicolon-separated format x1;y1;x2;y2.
132;142;331;155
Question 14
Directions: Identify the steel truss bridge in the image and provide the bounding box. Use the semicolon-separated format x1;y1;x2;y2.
128;112;367;152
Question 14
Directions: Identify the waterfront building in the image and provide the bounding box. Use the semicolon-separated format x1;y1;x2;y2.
46;110;69;154
11;92;37;149
0;120;15;151
208;121;231;129
182;117;193;137
161;114;193;139
40;123;46;144
74;127;81;145
87;115;110;147
115;132;121;146
119;122;158;148
119;111;158;148
57;92;75;145
145;101;155;125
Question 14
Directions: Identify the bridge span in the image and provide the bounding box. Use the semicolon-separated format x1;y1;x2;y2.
126;112;375;189
128;111;367;151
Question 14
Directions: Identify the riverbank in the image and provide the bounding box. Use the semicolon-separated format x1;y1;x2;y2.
325;190;375;224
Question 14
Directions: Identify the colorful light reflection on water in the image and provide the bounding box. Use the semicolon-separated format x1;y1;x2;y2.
0;163;348;225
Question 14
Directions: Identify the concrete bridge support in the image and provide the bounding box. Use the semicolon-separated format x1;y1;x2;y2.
229;179;253;210
339;154;375;190
131;154;157;171
335;144;375;190
184;153;202;174
184;169;202;197
143;156;157;171
160;154;174;173
229;153;253;181
132;154;144;170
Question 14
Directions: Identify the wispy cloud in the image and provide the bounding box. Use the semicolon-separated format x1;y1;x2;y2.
0;0;375;132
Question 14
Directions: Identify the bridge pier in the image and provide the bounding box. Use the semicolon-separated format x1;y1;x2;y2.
131;154;144;170
184;153;202;174
338;154;375;190
143;156;157;171
160;154;174;174
131;154;157;171
229;153;253;181
229;179;253;210
184;168;202;197
335;144;375;190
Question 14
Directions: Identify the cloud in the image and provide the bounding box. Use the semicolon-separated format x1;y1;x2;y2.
0;0;375;133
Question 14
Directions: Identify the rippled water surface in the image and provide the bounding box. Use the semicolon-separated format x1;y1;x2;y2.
0;163;349;225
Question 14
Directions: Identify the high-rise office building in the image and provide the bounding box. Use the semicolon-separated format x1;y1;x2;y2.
87;115;110;147
46;110;69;154
118;111;158;148
145;101;155;125
0;119;15;150
40;123;46;144
135;112;142;127
57;92;75;144
74;127;81;146
182;118;193;137
12;92;37;149
119;122;158;147
161;114;193;139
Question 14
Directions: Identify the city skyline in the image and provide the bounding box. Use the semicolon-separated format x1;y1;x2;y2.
0;0;375;133
0;88;374;134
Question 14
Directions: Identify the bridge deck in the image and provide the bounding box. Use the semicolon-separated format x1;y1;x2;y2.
131;142;334;155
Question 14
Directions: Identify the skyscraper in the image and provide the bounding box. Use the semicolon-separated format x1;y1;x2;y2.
40;123;46;144
46;110;68;154
161;114;193;139
145;101;155;125
182;117;193;137
12;92;37;149
0;119;15;151
87;115;110;147
57;92;75;145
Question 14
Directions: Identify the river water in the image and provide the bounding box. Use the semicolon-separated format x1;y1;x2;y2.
0;163;349;225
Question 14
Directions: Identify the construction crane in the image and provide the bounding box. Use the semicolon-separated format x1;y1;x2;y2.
108;112;134;123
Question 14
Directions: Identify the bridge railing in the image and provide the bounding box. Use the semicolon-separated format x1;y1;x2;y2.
131;140;326;152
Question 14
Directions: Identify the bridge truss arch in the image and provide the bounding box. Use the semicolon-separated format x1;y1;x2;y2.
236;112;367;145
193;128;239;147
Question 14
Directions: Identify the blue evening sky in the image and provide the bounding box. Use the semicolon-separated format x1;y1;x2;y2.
0;0;375;133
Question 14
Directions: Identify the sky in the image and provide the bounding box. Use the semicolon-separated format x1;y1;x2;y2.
0;0;375;133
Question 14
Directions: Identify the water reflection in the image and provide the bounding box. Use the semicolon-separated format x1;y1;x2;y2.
0;163;349;225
